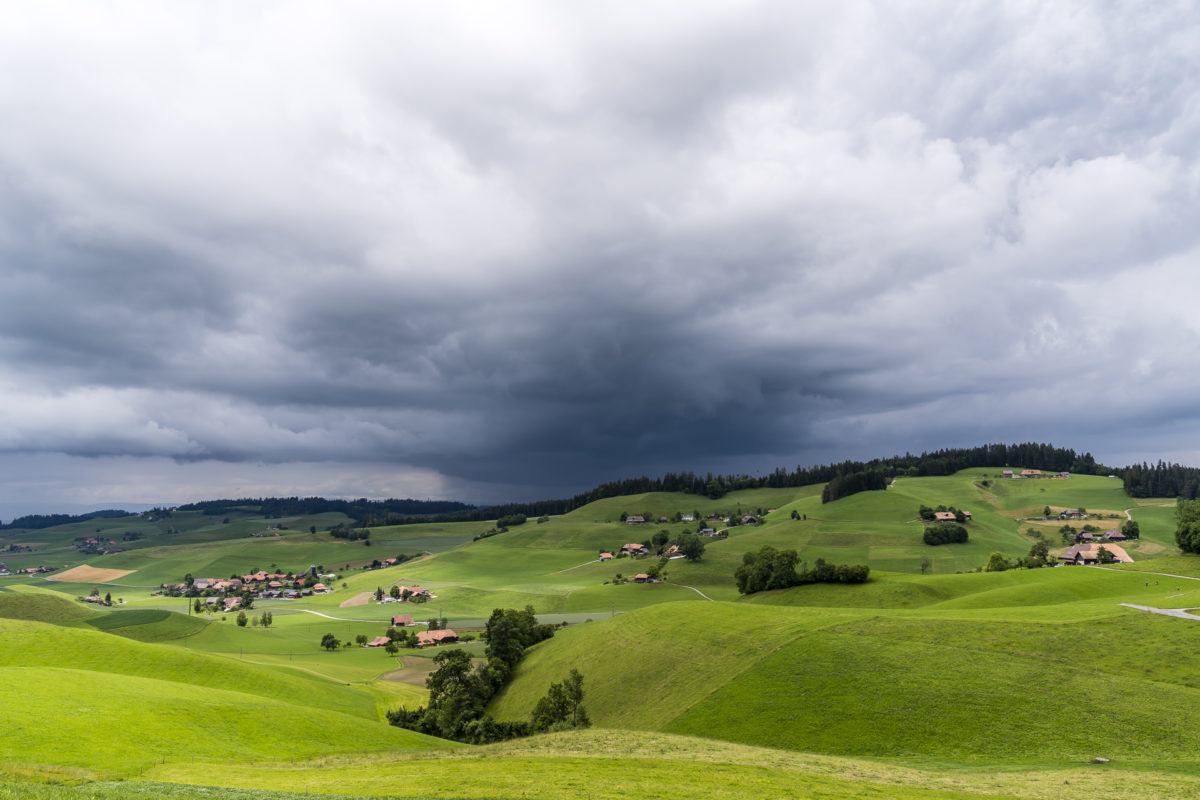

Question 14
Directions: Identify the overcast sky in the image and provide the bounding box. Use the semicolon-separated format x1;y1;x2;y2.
2;1;1199;519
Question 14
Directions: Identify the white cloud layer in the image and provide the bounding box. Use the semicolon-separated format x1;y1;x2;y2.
2;1;1200;513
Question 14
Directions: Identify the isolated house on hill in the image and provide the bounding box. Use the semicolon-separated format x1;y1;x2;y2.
391;614;415;626
599;552;614;561
624;515;645;524
1002;470;1014;478
621;543;648;556
933;511;957;522
366;636;391;647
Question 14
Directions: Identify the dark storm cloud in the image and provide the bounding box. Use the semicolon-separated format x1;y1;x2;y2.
2;1;1200;510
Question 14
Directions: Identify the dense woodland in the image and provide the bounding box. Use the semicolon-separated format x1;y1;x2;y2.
1123;462;1200;499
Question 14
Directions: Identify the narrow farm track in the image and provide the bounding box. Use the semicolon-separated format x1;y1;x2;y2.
1090;566;1200;581
667;582;714;601
289;608;392;623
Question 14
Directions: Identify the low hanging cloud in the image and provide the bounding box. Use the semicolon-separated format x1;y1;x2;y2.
1;1;1199;513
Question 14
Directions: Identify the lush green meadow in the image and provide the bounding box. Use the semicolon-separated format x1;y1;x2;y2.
8;469;1200;798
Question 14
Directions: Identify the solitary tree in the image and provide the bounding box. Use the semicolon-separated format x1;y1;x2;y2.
919;557;932;575
321;633;340;651
236;611;248;627
985;552;1010;572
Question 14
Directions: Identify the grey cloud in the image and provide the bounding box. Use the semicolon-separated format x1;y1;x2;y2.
1;2;1200;509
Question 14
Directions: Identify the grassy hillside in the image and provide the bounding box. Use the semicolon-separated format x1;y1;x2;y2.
491;565;1200;761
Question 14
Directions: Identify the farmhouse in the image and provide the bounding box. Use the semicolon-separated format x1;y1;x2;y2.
312;583;329;594
624;515;645;524
223;597;241;611
1103;529;1127;542
933;511;957;522
681;514;694;522
1002;470;1014;478
384;557;398;566
621;543;649;556
1059;543;1133;565
1060;509;1083;519
698;528;716;536
417;629;458;647
1021;469;1042;478
633;573;650;583
599;552;613;561
365;636;391;647
391;614;415;626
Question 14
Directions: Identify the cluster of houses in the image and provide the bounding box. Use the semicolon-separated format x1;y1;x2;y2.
378;585;431;603
1001;469;1072;479
160;571;333;600
1072;528;1129;544
363;614;458;649
74;537;125;555
0;564;53;576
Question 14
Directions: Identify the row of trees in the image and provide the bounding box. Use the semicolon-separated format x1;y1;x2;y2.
923;523;969;545
734;546;870;594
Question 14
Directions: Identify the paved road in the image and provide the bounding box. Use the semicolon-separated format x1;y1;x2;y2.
289;608;400;624
667;582;714;601
1119;603;1200;620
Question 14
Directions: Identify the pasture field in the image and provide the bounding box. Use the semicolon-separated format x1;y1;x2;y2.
8;469;1200;799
